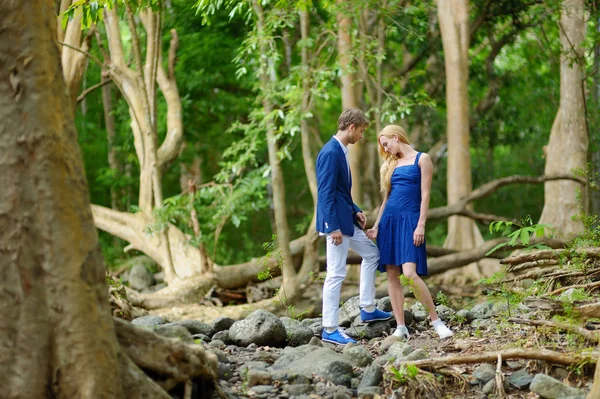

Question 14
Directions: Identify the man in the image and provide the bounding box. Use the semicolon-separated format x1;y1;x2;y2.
316;108;392;345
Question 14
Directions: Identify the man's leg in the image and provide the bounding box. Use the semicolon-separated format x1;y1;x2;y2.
322;234;350;329
349;226;379;309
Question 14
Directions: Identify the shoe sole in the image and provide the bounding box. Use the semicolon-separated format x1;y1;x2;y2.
321;337;355;345
361;315;392;323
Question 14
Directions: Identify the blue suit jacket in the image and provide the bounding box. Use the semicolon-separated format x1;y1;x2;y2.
316;137;361;236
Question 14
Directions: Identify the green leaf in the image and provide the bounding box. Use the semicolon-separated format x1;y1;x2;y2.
520;228;530;245
486;242;508;256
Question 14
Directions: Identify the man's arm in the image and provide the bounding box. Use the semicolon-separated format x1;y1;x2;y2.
317;152;340;233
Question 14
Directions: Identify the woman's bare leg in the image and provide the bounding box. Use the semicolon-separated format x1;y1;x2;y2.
402;262;439;321
386;265;406;326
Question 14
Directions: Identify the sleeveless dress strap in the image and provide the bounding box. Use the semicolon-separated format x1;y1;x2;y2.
414;152;422;165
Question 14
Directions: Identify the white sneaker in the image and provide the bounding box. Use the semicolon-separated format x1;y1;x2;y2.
392;326;410;340
433;321;453;339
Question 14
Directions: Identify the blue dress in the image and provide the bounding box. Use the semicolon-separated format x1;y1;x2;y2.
377;152;428;276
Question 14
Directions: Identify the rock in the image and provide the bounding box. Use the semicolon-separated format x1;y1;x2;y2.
343;344;373;367
508;368;534;389
473;364;496;384
403;349;428;361
128;264;155;291
208;339;225;348
300;317;322;327
271;345;355;386
339;296;361;327
435;305;456;322
403;309;414;325
154;325;193;341
358;386;383;398
413;310;428;323
471;302;495;319
470;319;496;329
333;387;353;399
247;369;272;387
162;319;212;336
387;342;414;358
347;318;393;340
380;335;403;352
131;315;165;327
283;384;314;396
457;309;473;323
357;364;382;389
281;317;314;347
377;297;393;312
211;317;235;335
248;385;275;394
153;271;165;283
482;379;509;395
229;310;287;347
212;330;233;345
307;321;324;336
530;373;585;399
216;362;233;380
308;337;323;346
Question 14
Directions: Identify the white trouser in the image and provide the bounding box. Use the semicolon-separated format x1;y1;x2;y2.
322;225;380;328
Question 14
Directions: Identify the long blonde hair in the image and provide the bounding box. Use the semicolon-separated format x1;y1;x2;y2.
378;125;410;193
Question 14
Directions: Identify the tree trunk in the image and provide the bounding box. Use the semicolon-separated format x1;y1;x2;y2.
590;4;600;223
251;0;295;298
539;0;588;236
102;73;122;212
298;8;320;283
337;0;363;204
437;0;484;251
0;2;122;395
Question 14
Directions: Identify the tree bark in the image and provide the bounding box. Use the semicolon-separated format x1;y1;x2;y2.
539;0;588;236
101;72;122;212
337;0;363;204
0;2;123;395
590;4;600;225
437;0;483;251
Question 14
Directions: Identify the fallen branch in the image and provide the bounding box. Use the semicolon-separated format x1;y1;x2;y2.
397;348;598;368
543;281;600;298
502;247;600;266
509;259;561;273
509;318;600;343
495;353;506;398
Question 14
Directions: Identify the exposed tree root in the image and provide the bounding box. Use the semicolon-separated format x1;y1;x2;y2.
508;318;600;343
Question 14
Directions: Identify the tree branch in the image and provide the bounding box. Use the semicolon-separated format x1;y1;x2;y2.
76;79;111;104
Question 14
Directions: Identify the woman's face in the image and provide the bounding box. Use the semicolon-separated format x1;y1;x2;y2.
379;135;400;156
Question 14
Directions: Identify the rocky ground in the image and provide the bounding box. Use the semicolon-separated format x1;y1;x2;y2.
131;294;597;399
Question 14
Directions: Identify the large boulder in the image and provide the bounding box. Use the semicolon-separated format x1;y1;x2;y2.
229;310;287;347
128;264;155;291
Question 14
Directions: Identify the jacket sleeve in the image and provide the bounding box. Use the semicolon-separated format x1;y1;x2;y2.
352;203;361;215
317;152;340;233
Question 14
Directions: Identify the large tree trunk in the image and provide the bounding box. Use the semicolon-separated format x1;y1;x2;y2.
590;3;600;223
337;0;363;204
539;0;588;236
437;0;484;251
0;3;218;396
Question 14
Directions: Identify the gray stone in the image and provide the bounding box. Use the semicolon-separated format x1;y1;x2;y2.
471;302;495;319
347;319;393;340
373;355;394;367
248;385;275;394
473;364;496;384
300;317;322;327
247;369;272;387
154;325;193;341
308;321;323;336
283;384;313;395
435;305;456;322
351;378;360;389
131;315;165;327
212;330;233;345
281;318;314;347
333;387;353;399
410;302;425;313
208;339;225;348
482;379;509;395
208;349;229;364
128;264;155;291
413;310;428;323
508;368;534;389
211;317;235;335
357;386;382;398
162;319;212;336
470;319;496;329
343;344;373;367
530;373;585;399
271;345;354;387
216;362;232;380
339;296;361;327
457;309;473;322
308;336;323;346
357;364;382;389
377;297;393;312
229;310;287;347
240;361;270;375
402;349;428;361
387;342;414;358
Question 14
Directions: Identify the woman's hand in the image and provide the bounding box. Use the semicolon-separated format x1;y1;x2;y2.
367;227;378;240
413;224;425;246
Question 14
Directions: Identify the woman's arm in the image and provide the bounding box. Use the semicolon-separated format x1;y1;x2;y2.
367;190;390;239
414;153;433;246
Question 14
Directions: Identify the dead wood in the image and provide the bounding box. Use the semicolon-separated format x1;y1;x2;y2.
543;281;600;298
502;247;600;266
509;318;600;343
509;259;561;273
397;348;598;369
495;353;506;398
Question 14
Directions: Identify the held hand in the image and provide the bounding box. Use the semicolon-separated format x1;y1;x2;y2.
330;230;343;246
356;212;367;229
366;227;378;240
413;224;425;247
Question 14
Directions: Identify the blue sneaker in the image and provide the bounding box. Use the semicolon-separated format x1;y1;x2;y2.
321;329;356;345
360;308;392;323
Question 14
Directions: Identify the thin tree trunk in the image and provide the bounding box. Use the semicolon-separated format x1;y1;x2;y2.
0;2;124;395
251;0;295;296
337;0;363;204
590;3;600;223
539;0;588;236
102;72;122;212
437;0;484;251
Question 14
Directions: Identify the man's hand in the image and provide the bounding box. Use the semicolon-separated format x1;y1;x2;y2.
330;230;343;246
356;212;367;229
413;224;425;246
366;227;378;240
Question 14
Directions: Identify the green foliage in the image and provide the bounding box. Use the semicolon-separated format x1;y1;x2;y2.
476;271;526;318
389;364;420;384
486;216;554;256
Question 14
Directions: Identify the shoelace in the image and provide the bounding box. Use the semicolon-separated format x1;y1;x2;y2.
338;329;352;340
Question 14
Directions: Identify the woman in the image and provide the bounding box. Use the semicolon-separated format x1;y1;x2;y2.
367;125;453;339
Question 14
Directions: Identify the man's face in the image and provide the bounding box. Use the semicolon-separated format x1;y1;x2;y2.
348;124;367;144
